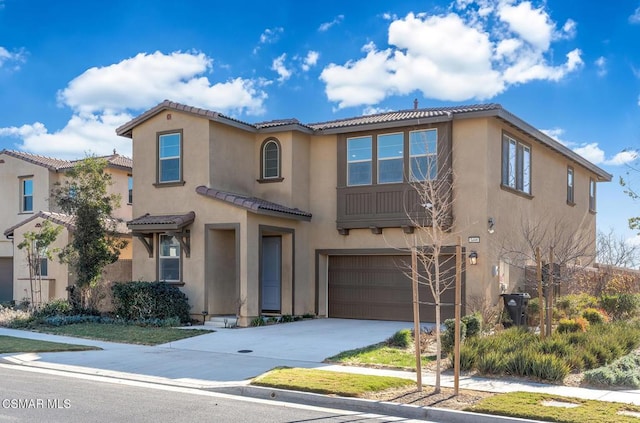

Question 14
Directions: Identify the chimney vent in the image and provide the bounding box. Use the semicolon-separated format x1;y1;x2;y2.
413;98;418;110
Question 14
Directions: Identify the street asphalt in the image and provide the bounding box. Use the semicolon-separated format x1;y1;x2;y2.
1;318;639;422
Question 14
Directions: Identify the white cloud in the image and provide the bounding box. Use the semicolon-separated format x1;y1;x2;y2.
318;15;344;32
1;51;268;159
362;106;392;115
320;1;583;108
630;6;640;23
561;19;577;38
271;53;292;83
301;51;319;72
0;46;26;70
540;128;568;145
253;27;284;54
573;143;638;166
595;56;607;77
382;13;398;21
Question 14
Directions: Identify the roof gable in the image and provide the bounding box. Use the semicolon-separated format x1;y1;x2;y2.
0;150;132;172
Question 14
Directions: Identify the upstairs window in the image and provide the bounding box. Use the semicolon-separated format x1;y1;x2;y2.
347;136;372;186
589;178;596;212
20;177;33;212
410;129;437;181
158;131;182;184
128;175;133;204
567;167;574;205
501;134;531;195
37;258;48;277
261;139;281;180
159;234;181;282
377;133;404;184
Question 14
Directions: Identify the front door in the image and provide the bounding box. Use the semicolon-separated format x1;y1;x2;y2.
261;236;281;312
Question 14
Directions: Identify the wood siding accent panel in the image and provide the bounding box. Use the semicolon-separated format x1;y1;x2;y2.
336;121;453;230
328;254;462;322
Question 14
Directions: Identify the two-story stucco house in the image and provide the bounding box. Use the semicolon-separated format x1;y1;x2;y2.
116;101;611;325
0;150;133;304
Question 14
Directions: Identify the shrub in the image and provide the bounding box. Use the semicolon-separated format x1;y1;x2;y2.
33;299;73;319
504;349;535;377
527;298;540;327
442;318;466;354
556;294;599;319
458;342;479;371
112;281;191;323
280;315;294;323
584;352;640;388
388;329;412;348
462;313;482;337
43;315;103;327
476;351;505;375
557;317;589;333
0;305;32;327
581;308;608;325
250;316;265;327
599;294;640;321
530;354;570;382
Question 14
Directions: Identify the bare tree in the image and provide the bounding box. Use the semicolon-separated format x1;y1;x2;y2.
597;228;640;268
402;129;458;393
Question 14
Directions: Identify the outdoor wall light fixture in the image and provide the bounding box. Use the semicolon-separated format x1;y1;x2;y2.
488;217;495;234
469;251;478;265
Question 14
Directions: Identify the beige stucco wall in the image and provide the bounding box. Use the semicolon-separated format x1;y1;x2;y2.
12;219;70;304
0;153;55;257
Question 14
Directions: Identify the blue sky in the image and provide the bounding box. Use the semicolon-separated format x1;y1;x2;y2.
0;0;639;241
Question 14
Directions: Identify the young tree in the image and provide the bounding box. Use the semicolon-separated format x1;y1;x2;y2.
596;228;640;268
17;220;62;309
52;155;128;310
402;130;457;394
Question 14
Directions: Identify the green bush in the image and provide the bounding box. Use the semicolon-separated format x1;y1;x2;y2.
477;350;505;375
112;281;191;323
462;313;482;337
556;294;599;319
458;341;479;371
584;352;640;388
599;294;640;321
582;308;608;325
250;316;265;326
388;329;412;348
33;299;74;319
442;318;466;353
529;354;570;382
504;349;535;377
557;317;589;333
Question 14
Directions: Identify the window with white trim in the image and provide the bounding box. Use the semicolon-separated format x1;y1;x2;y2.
347;136;372;186
159;235;180;281
501;134;531;195
377;133;404;184
410;129;438;181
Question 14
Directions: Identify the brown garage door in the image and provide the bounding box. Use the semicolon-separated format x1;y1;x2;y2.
328;254;460;322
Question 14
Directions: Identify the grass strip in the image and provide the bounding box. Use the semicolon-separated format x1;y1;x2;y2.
35;323;211;345
252;367;414;397
467;391;640;423
0;335;100;353
327;343;434;370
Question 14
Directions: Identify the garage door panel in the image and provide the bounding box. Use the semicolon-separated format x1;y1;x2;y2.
328;254;460;322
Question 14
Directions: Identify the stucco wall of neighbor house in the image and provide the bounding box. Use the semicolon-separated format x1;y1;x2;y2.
105;167;133;222
0;153;54;257
209;121;255;194
12;218;71;304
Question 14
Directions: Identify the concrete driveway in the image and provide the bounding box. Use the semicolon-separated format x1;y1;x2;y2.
164;318;413;361
1;319;415;386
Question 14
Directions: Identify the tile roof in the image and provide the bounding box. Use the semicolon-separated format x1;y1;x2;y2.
0;150;132;171
196;186;312;221
128;211;196;229
308;104;502;130
4;211;129;237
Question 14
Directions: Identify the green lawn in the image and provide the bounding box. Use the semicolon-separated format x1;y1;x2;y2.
0;335;100;353
326;343;434;370
36;323;211;345
467;391;640;423
252;367;414;397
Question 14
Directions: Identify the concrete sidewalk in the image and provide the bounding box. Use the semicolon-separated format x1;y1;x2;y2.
2;320;640;416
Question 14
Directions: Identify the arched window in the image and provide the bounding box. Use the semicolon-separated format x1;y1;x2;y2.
261;138;281;180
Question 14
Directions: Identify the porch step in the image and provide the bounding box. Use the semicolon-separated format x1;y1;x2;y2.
204;315;238;329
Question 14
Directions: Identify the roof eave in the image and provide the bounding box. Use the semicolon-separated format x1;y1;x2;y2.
254;208;312;221
258;124;314;134
495;109;613;182
316;115;454;135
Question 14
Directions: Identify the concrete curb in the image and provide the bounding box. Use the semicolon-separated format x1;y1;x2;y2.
210;385;541;423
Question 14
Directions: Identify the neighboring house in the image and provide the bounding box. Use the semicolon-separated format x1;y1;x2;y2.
116;100;611;325
0;150;133;304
